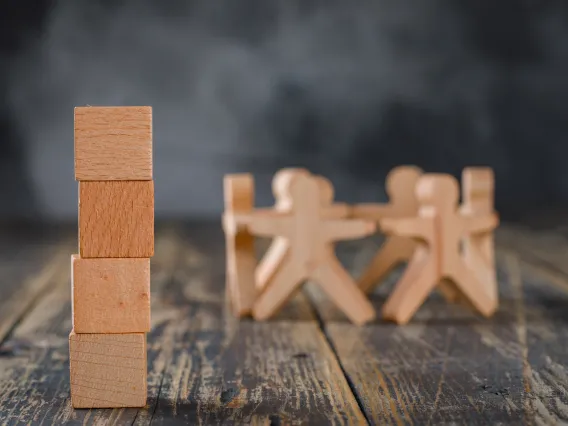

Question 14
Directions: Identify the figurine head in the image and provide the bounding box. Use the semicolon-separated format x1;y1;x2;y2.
416;174;459;210
386;166;423;205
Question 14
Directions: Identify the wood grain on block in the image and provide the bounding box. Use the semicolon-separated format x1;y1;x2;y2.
72;255;150;333
69;331;147;408
223;173;257;317
74;106;152;181
79;181;154;258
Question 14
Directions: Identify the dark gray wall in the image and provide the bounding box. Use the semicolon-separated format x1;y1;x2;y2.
2;0;568;220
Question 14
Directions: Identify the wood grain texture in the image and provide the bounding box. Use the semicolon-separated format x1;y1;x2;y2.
0;234;72;343
0;223;366;424
72;255;151;333
0;228;181;425
309;232;568;425
79;181;154;258
2;221;568;424
69;332;147;408
74;106;152;181
139;224;367;425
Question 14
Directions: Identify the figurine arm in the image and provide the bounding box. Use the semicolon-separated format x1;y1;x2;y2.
350;203;390;220
245;213;292;238
464;212;499;234
224;210;291;237
322;203;350;219
324;219;376;241
222;212;248;235
380;217;431;240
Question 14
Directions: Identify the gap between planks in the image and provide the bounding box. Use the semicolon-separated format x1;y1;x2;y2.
306;292;373;426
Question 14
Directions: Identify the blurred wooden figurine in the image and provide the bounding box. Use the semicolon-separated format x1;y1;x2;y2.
351;166;423;293
381;174;499;325
461;167;498;304
223;174;257;317
255;169;349;293
225;170;377;325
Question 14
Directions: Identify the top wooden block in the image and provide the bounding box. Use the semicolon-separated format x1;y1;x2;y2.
74;106;153;181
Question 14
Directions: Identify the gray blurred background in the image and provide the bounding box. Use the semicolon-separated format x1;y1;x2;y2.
1;0;568;221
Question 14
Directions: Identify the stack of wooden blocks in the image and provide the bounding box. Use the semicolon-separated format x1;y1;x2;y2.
70;106;154;408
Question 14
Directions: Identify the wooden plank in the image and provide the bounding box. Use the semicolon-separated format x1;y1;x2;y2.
72;256;151;333
137;224;367;425
496;224;568;423
0;223;366;425
305;233;568;424
79;181;154;258
74;106;153;181
497;225;568;290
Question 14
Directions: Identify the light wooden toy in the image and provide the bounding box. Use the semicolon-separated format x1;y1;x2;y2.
351;165;423;293
461;167;498;304
380;174;499;325
74;106;152;180
70;106;153;409
72;256;151;333
255;169;349;293
224;170;377;325
69;332;147;408
434;167;499;306
223;173;257;317
223;169;350;317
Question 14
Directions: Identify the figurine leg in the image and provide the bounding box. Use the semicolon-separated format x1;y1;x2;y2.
252;260;304;321
449;260;497;317
358;237;415;294
313;259;376;326
382;246;438;325
255;237;289;292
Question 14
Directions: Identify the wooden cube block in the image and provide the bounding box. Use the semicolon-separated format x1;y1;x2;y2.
79;181;154;258
72;255;150;333
75;106;152;181
69;332;147;408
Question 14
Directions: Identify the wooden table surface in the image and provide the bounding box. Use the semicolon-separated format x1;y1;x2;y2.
1;220;568;425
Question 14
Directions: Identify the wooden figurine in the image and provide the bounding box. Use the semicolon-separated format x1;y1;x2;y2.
351;165;423;293
224;171;377;325
223;174;257;317
461;167;498;304
255;169;349;293
380;174;499;325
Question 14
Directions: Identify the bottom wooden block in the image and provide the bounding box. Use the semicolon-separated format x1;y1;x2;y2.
69;331;147;408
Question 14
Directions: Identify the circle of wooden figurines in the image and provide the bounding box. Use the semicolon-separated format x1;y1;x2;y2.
222;166;499;326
